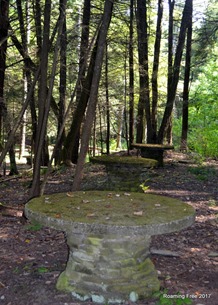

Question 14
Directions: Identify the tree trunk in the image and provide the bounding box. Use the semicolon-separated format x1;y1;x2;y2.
62;40;98;163
151;0;163;142
62;0;91;164
129;0;134;146
55;0;67;165
33;0;42;57
181;0;193;151
0;0;9;142
30;0;52;198
105;42;110;155
165;0;175;144
0;0;18;175
72;0;114;191
157;0;191;143
136;0;152;143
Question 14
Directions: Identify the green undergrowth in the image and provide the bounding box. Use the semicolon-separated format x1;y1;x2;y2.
188;165;217;181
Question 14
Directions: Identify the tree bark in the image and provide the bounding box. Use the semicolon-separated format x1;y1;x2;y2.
151;0;163;142
105;41;110;155
62;40;98;163
72;0;114;191
136;0;152;143
55;0;67;165
0;0;18;175
129;0;134;146
0;0;9;142
157;0;191;143
181;0;193;151
30;0;52;198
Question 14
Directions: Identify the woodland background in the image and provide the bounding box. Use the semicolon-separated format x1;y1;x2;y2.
0;0;218;196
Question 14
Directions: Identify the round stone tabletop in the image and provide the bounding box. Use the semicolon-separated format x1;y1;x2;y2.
25;191;195;236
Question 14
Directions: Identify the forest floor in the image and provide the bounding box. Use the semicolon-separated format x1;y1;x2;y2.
0;151;217;305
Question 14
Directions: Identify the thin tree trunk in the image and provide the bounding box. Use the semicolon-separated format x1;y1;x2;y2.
129;0;134;146
0;67;40;167
136;0;152;143
16;0;30;157
0;0;18;175
30;0;52;198
62;0;91;164
62;39;98;163
33;0;42;58
116;105;124;150
151;0;163;142
157;0;191;143
165;0;175;144
30;0;67;197
55;0;67;165
181;0;193;151
0;0;9;142
105;41;110;155
72;0;114;191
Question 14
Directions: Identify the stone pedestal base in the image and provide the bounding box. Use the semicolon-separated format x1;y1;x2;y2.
57;233;160;303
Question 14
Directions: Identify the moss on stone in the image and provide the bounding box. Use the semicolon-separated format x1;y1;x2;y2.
25;191;195;228
90;155;158;167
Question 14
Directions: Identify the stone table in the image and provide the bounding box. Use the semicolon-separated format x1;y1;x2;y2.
89;156;158;191
25;191;195;303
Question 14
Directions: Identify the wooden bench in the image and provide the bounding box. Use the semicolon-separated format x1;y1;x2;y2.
131;143;174;166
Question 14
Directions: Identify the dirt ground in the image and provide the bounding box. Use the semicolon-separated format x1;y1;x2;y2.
0;152;217;305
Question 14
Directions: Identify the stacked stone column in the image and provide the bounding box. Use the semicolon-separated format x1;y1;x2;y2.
57;232;160;303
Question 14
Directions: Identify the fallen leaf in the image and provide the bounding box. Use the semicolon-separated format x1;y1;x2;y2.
82;200;90;204
55;214;61;218
66;192;74;197
86;213;96;217
133;211;143;216
124;192;131;196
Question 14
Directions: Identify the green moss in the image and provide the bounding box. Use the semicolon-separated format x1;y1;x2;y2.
56;271;72;292
90;156;158;167
25;191;195;227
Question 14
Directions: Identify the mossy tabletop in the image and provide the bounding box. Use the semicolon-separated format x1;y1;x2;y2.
89;155;158;167
25;191;195;236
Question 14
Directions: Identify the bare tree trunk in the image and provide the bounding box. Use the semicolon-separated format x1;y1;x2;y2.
181;0;192;151
116;105;124;150
62;0;91;164
136;0;152;143
157;0;191;143
33;0;42;58
72;0;114;191
30;0;52;198
30;0;67;197
55;0;67;165
105;41;110;155
16;0;31;157
151;0;163;143
0;0;9;142
62;40;98;163
129;0;134;146
0;0;18;175
165;0;175;144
